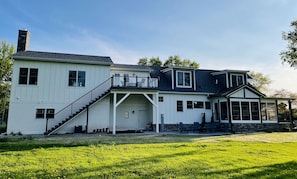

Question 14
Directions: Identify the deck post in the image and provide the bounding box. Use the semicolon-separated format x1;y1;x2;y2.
156;92;159;133
113;92;117;135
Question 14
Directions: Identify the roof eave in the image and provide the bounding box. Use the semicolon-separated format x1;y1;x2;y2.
13;55;113;65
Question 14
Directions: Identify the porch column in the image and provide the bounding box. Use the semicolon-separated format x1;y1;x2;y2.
156;93;159;133
289;100;293;129
143;93;159;133
112;92;117;135
227;97;233;132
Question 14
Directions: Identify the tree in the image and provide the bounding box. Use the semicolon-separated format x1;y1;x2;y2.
248;71;271;93
0;40;15;123
137;57;162;66
149;57;162;66
163;55;199;68
280;20;297;68
272;89;297;119
137;55;200;68
163;55;182;67
182;59;199;68
137;57;148;66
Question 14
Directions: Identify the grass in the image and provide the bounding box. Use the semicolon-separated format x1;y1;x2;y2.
0;132;297;178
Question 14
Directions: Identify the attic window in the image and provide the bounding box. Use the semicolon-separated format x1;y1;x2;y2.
176;71;192;88
231;74;244;87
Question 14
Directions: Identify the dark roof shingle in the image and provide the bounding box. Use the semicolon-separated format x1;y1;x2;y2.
13;51;113;65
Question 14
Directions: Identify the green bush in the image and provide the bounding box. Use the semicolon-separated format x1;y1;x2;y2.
0;125;6;133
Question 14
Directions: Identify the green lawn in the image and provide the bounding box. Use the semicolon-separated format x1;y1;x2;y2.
1;132;297;178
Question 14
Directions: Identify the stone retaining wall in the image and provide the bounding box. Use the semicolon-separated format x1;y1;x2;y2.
152;122;291;133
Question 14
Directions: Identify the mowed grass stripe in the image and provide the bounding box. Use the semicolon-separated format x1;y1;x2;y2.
0;133;297;178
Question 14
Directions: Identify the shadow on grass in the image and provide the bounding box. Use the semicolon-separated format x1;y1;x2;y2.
231;161;297;179
0;134;217;152
0;136;90;152
2;146;297;179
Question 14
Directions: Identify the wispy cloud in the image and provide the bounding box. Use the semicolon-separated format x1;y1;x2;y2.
31;28;142;64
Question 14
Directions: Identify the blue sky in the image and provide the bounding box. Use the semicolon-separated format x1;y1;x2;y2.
1;0;297;93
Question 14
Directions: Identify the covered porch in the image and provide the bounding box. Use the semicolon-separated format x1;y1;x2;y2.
110;90;159;135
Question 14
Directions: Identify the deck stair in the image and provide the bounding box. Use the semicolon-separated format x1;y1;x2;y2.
45;78;111;136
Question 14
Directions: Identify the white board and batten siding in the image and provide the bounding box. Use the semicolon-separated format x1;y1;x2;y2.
56;97;111;134
229;88;260;99
109;94;152;131
7;60;111;134
158;93;212;124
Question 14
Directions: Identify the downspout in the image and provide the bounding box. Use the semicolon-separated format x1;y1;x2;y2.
45;118;49;134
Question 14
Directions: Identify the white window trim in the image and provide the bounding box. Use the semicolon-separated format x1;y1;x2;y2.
230;100;261;121
261;102;277;122
176;71;192;88
230;74;245;87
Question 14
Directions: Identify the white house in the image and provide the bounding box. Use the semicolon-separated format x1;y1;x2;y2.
6;30;295;135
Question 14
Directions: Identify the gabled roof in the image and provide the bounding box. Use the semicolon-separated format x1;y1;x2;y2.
214;84;266;98
13;51;113;65
211;69;249;76
150;67;222;94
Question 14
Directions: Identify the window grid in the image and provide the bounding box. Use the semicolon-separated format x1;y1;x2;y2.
19;68;38;85
69;70;85;87
177;100;183;112
176;71;192;88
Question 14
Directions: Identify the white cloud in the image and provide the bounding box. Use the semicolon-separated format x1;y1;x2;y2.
31;29;142;65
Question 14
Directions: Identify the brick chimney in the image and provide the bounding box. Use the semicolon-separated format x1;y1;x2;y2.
17;29;30;52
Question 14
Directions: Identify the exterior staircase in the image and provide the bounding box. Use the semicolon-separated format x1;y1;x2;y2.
45;78;112;136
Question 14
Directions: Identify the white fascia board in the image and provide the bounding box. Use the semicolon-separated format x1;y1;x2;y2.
13;56;112;66
159;91;215;96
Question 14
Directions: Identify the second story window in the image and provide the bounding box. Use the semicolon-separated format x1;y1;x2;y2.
19;68;38;85
68;71;86;87
176;71;192;88
231;74;244;87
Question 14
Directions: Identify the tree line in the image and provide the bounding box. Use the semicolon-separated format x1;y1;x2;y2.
137;55;200;68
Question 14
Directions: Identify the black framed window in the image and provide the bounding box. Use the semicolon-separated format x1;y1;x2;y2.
205;102;211;109
29;68;38;85
19;68;38;85
220;102;228;120
19;68;28;84
241;102;250;120
177;100;183;112
194;101;204;108
46;109;55;119
69;71;77;86
36;109;45;119
232;101;240;120
69;71;85;87
187;101;193;109
231;74;244;87
251;102;260;120
158;96;164;102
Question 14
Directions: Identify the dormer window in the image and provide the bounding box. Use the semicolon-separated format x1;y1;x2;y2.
231;74;244;87
176;71;192;88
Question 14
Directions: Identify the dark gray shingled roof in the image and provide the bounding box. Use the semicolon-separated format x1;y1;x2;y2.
13;51;113;65
150;66;222;94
